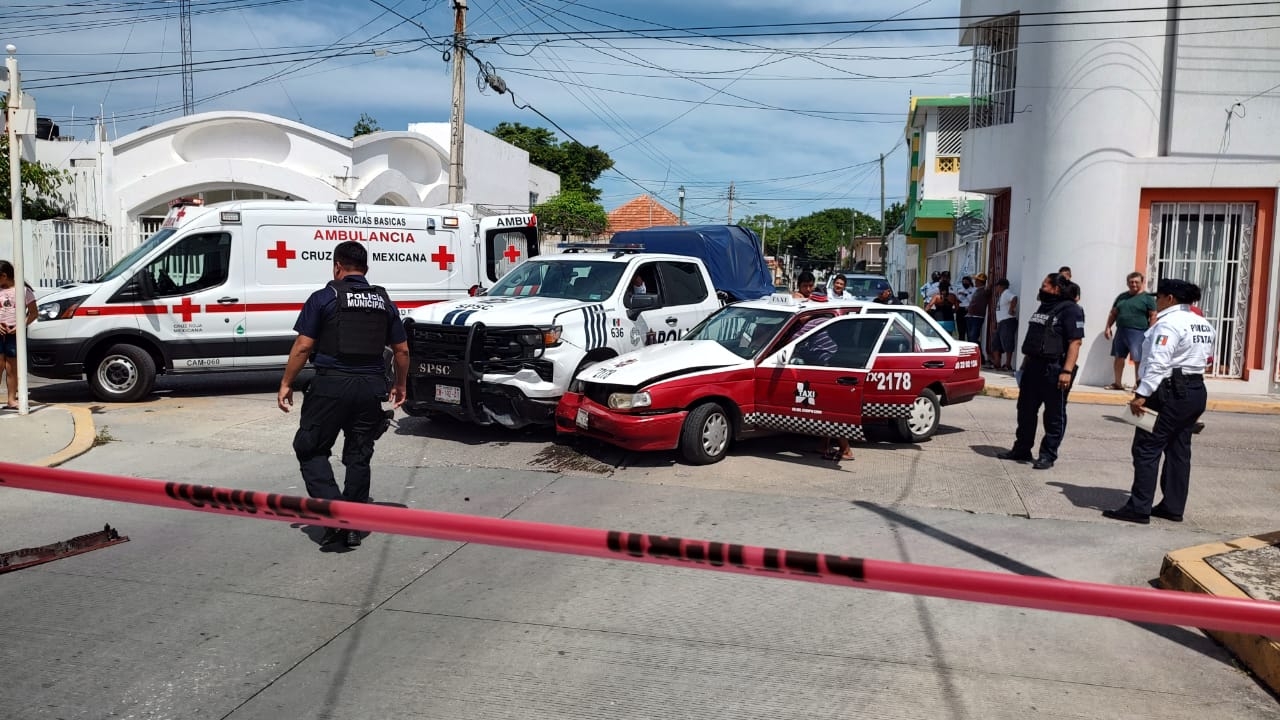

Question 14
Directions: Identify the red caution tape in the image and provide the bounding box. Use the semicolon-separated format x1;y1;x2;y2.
1;460;1277;637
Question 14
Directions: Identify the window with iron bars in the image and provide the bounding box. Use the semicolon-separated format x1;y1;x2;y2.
969;13;1019;128
935;157;960;173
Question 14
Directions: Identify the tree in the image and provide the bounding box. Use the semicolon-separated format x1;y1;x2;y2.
533;190;608;241
490;122;614;202
352;113;381;138
737;214;790;256
0;135;68;221
782;207;879;264
882;201;906;235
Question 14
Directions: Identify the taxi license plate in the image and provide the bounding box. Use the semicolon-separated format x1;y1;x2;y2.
576;408;589;429
434;384;461;405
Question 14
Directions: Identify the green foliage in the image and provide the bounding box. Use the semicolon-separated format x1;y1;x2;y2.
883;201;906;234
352;113;381;138
781;208;879;263
737;214;790;255
533;190;608;240
490;122;614;202
0;135;68;221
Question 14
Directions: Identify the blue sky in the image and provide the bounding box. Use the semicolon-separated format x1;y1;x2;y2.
6;0;969;221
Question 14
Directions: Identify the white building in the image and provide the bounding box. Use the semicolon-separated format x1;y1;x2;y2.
20;111;557;286
958;0;1280;394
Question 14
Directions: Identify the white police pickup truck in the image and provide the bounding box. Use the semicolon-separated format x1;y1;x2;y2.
401;225;775;427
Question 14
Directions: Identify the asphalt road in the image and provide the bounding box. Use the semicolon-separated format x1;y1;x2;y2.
4;371;1280;719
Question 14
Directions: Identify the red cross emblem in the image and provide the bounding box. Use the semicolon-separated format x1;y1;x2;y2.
431;245;456;270
267;240;296;269
503;244;521;263
172;296;199;323
175;207;186;221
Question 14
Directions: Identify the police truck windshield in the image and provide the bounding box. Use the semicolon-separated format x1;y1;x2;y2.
685;306;791;359
487;259;626;302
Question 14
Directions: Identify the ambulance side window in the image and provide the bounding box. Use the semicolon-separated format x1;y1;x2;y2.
144;232;232;298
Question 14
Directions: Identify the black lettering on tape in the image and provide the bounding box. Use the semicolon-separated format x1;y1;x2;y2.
784;550;820;576
762;547;782;572
606;530;624;553
707;541;725;567
685;541;707;564
824;554;866;583
646;535;684;561
728;544;746;568
625;532;644;558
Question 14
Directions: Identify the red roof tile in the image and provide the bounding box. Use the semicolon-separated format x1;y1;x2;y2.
606;195;681;235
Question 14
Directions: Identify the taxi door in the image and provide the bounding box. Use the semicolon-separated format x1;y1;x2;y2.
751;316;890;437
862;307;956;400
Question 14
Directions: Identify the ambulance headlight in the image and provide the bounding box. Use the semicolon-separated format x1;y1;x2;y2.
607;391;651;410
38;295;88;321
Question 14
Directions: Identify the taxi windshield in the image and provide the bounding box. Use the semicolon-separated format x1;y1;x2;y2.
685;305;792;359
488;259;625;301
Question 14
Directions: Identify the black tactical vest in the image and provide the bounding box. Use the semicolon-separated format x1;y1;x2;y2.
1021;299;1074;360
314;279;392;365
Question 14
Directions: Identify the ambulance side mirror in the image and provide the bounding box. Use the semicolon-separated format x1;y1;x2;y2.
110;271;156;302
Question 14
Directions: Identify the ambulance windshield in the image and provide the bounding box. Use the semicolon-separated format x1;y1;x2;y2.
95;228;177;283
685;305;791;359
488;259;626;302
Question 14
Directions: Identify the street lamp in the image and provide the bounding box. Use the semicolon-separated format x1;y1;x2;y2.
677;185;685;225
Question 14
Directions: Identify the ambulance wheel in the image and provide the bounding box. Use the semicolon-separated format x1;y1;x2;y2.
680;402;731;465
894;388;940;443
89;343;156;402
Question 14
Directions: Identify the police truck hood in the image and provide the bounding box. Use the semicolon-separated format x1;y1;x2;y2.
408;295;606;326
584;340;746;386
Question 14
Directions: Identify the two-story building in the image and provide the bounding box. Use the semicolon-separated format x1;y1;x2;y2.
887;96;987;300
958;0;1280;394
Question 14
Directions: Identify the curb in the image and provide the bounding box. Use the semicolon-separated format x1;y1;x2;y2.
980;385;1280;415
34;405;97;468
1159;532;1280;696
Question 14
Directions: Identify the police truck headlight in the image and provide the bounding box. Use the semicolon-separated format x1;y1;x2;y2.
37;295;89;321
541;325;562;347
607;391;651;410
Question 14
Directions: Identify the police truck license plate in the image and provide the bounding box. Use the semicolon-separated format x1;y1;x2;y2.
576;408;589;429
434;384;461;404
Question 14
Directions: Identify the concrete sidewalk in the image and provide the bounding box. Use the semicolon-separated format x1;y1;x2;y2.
980;368;1280;414
0;403;95;467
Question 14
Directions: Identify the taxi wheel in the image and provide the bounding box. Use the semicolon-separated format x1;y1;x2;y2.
89;343;156;403
895;388;940;443
680;402;731;465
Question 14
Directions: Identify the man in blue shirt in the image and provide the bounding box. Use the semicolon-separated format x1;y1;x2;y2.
278;240;409;549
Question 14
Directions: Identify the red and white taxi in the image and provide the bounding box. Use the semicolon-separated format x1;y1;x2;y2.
555;295;985;464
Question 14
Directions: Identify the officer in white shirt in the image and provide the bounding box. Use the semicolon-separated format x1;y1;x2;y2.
1103;278;1214;524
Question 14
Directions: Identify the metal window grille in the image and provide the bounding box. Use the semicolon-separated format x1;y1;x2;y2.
936;107;967;155
31;219;114;289
935;157;960;173
1146;202;1255;379
969;14;1019;128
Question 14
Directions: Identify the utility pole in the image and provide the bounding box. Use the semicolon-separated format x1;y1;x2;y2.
179;0;194;114
677;185;685;225
879;152;886;240
726;180;735;223
6;45;30;415
447;0;468;204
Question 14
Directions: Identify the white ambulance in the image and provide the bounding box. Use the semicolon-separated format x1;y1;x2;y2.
27;198;538;402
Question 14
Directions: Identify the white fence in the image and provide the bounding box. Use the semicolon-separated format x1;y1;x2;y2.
29;219;118;290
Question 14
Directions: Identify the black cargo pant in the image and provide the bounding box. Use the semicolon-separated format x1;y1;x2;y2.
293;371;390;504
1125;373;1206;516
1012;356;1075;462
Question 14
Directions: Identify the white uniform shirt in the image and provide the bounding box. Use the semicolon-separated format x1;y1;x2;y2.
954;285;976;307
919;281;939;303
1135;305;1216;397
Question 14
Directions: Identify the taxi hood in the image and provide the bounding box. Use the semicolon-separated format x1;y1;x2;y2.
582;340;746;387
406;295;598;326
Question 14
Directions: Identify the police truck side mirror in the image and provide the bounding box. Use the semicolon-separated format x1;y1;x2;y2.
625;292;658;320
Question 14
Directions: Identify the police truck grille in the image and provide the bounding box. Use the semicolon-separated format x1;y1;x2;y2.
410;323;550;378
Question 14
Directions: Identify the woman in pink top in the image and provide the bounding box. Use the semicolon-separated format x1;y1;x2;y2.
0;260;38;408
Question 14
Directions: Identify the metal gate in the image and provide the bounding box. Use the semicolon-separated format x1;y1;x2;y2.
31;219;114;290
1146;202;1254;378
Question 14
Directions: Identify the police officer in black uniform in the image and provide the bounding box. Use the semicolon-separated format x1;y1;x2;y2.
997;272;1085;470
1103;278;1213;524
278;240;409;548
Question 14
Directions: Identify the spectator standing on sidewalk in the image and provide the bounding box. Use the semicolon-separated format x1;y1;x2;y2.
990;278;1018;370
0;260;38;410
1103;272;1157;390
965;273;990;356
1103;279;1213;524
954;276;975;341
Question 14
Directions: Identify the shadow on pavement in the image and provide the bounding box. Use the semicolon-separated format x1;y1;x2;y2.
30;370;304;405
969;444;1010;458
853;501;1233;667
1044;481;1131;512
394;415;557;446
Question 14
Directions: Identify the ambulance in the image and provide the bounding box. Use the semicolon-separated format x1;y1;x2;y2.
26;198;538;402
